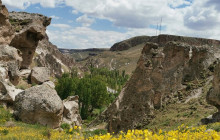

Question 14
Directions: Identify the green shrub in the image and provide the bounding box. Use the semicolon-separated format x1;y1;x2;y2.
0;106;12;124
60;123;70;130
0;129;9;135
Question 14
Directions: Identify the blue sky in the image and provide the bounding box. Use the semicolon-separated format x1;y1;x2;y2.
2;0;220;49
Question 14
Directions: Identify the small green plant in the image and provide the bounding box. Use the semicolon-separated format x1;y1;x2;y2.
0;129;9;135
60;123;70;130
31;83;37;87
0;106;12;124
42;129;51;139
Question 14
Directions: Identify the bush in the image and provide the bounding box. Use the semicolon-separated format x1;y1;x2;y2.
0;106;12;124
61;123;70;130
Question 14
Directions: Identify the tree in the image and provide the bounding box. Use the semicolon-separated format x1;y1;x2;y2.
55;73;79;100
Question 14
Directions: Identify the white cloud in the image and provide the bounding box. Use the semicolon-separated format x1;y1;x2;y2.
72;10;78;15
50;24;72;29
2;0;220;49
183;0;220;30
168;0;191;8
76;15;95;27
2;0;64;9
47;26;156;49
50;15;60;20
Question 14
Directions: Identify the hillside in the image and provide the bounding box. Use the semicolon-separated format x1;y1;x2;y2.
89;37;220;133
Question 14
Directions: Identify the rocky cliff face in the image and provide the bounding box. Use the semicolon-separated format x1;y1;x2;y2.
0;1;14;45
99;39;220;133
34;36;75;77
9;12;51;69
0;1;81;128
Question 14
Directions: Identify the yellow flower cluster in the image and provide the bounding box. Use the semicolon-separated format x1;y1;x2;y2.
88;124;220;140
0;124;219;140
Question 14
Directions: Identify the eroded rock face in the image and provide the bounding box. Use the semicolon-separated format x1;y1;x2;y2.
104;41;220;133
0;45;22;85
0;81;23;104
9;12;51;69
0;1;14;45
31;67;50;84
34;36;76;78
63;96;82;126
207;61;220;110
14;84;64;128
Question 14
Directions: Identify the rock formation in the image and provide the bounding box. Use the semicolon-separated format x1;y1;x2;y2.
30;67;50;84
205;61;220;123
0;0;14;45
34;36;76;77
63;96;82;126
98;40;220;133
0;1;81;128
14;84;64;128
9;12;51;69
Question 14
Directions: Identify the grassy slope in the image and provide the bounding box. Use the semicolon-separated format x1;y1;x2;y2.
78;44;144;75
145;77;218;131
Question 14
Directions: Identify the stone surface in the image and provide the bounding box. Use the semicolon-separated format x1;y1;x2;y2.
0;45;22;86
31;67;50;84
33;36;76;78
63;96;82;126
98;41;220;133
9;12;51;69
0;1;14;45
207;61;220;110
0;81;23;104
14;84;64;128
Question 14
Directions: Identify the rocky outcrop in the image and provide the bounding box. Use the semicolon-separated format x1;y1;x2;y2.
63;96;82;126
14;84;64;128
34;36;76;77
9;12;51;69
110;35;220;51
30;67;50;84
0;81;23;104
101;41;220;133
0;0;14;45
0;45;22;86
207;61;220;111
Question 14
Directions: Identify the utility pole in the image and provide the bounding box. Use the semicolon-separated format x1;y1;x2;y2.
156;23;158;36
159;17;163;35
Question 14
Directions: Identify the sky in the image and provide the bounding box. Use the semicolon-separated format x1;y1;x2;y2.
2;0;220;49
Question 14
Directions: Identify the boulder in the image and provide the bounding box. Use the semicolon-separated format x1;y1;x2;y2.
0;81;23;104
31;67;50;84
14;84;64;128
63;96;82;126
0;45;22;62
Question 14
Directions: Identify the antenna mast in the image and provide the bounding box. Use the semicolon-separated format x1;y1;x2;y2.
156;23;158;36
159;17;163;35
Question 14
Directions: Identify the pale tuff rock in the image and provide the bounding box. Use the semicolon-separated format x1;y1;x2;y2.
0;80;23;104
63;96;82;127
207;61;220;111
9;12;51;69
0;1;14;45
30;67;50;84
14;84;64;128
